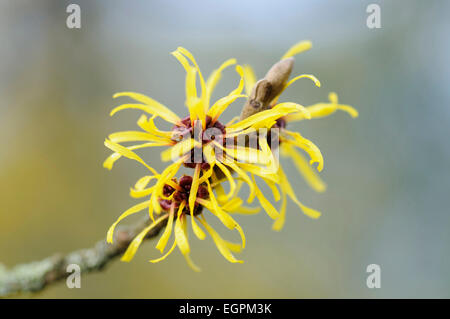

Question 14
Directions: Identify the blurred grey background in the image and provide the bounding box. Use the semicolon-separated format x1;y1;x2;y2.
0;0;449;298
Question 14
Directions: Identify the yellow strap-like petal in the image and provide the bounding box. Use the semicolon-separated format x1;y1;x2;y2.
137;114;173;139
252;175;279;220
120;214;168;262
221;197;260;215
111;92;180;124
282;131;324;172
235;162;279;183
106;200;150;244
281;40;312;59
197;216;243;263
242;65;257;96
108;131;171;144
263;178;281;202
215;161;236;200
104;139;158;175
172;50;204;124
103;142;167;170
160;138;197;162
150;239;177;263
134;175;158;191
130;186;154;198
207;94;247;122
175;214;190;255
206;58;236;107
176;47;206;99
149;159;184;219
155;203;176;253
176;47;207;123
214;142;269;165
272;186;287;231
205;180;246;248
258;132;279;174
189;165;201;216
279;166;321;219
221;197;243;211
223;161;255;203
189;199;206;240
271;74;321;105
176;212;201;272
281;143;326;192
287;92;358;122
286;74;321;88
229;65;245;96
232;205;261;215
226;102;310;132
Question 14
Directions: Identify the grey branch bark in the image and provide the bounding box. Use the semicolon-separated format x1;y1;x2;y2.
0;217;167;297
0;57;292;298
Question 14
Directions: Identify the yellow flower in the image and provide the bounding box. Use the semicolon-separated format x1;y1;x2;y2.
104;47;305;223
106;169;260;271
104;43;357;269
104;47;295;269
241;40;359;230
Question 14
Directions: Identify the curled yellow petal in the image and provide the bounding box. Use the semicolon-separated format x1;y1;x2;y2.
161;138;197;162
134;175;158;191
155;203;176;253
150;239;177;263
229;65;245;96
279;167;321;219
176;212;201;272
271;74;321;105
232;205;261;215
111;92;180;124
175;214;190;255
172;50;204;123
281;40;312;59
221;198;260;215
272;188;287;231
130;186;154;198
149;159;184;219
224;161;255;203
235;162;279;183
214;142;269;165
189;202;206;240
120;214;168;262
197;216;243;264
226;102;310;133
189;165;201;216
258;132;279;174
281;143;326;192
252;175;279;220
104;139;158;175
287;92;358;122
175;47;207;122
242;65;257;96
215;161;236;200
282;131;324;172
103;142;166;170
286;74;321;88
205;180;246;248
137;114;173;139
206;58;236;107
106;201;150;244
109;131;171;144
176;47;206;99
207;94;247;122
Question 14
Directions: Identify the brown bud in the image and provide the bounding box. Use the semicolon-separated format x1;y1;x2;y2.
264;57;294;103
240;57;294;120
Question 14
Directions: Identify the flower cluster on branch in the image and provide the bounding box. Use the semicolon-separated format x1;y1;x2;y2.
104;41;358;271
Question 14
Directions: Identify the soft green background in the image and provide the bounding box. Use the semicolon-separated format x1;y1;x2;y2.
1;0;449;298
